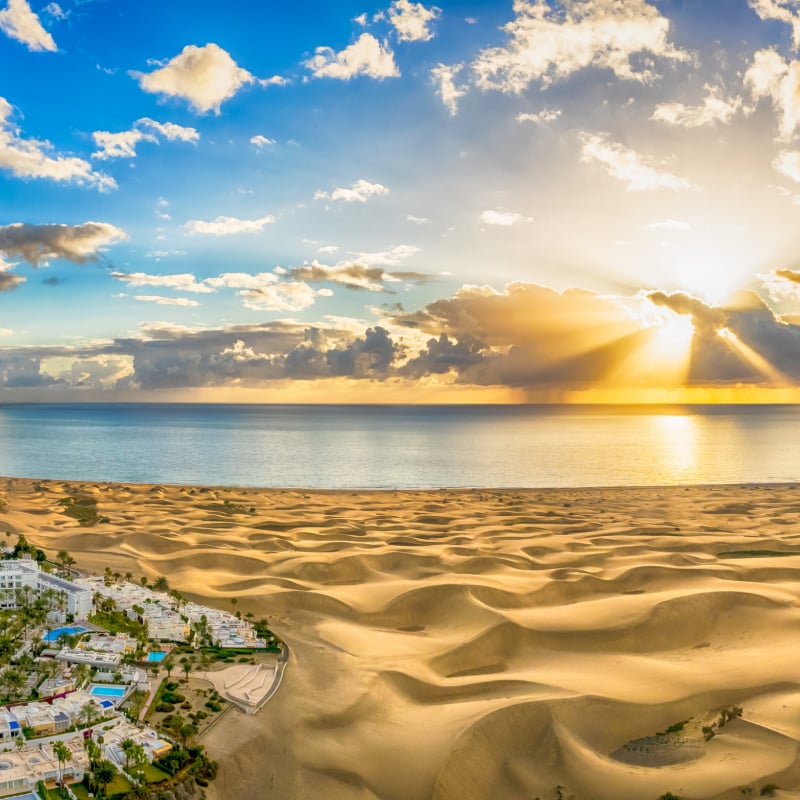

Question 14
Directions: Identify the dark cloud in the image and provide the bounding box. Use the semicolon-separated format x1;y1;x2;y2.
647;290;727;338
289;262;388;291
0;222;126;267
2;284;800;394
0;272;24;292
42;276;64;286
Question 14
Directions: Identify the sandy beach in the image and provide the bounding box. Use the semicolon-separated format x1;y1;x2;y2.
3;478;800;800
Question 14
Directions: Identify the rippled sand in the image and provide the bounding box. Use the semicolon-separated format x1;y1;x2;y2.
4;478;800;799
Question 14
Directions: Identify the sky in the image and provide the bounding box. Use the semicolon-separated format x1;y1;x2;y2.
3;0;800;402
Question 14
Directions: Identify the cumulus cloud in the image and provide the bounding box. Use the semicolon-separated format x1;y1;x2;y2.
201;272;328;311
0;271;25;292
749;0;800;49
762;267;800;301
388;0;440;42
133;295;200;307
0;0;56;51
314;178;389;203
517;108;562;124
92;117;198;160
479;209;525;226
773;149;800;181
744;48;800;140
647;290;727;337
306;33;399;80
110;271;213;294
183;214;275;236
472;0;688;94
131;43;256;114
651;85;742;127
0;221;127;267
579;132;694;191
250;134;276;148
0;97;115;190
431;63;466;115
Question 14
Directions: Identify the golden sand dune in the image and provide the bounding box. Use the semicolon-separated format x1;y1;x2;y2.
4;478;800;799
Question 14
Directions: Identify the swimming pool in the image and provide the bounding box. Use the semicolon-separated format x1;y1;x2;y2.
88;684;127;698
43;625;88;642
147;651;166;662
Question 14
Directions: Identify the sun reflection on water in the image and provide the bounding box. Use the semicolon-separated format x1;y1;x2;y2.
650;414;699;481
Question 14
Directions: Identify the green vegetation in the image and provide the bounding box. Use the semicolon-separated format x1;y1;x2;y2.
760;784;779;796
58;494;101;526
657;719;690;736
5;532;46;562
659;794;682;800
718;705;743;727
90;607;148;640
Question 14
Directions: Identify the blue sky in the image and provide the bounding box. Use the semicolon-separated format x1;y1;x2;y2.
3;0;800;402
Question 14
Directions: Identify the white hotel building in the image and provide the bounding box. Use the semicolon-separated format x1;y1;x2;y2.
0;558;92;620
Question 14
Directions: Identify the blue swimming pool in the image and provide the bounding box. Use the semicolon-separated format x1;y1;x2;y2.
43;625;87;642
147;651;166;662
89;684;126;698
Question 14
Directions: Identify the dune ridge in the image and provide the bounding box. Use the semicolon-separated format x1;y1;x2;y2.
3;478;800;799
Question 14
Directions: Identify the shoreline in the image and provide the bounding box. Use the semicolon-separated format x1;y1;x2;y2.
3;477;800;799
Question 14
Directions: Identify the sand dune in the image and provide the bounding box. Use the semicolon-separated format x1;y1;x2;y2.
4;478;800;799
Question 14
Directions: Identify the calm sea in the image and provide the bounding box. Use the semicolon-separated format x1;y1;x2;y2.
0;404;796;489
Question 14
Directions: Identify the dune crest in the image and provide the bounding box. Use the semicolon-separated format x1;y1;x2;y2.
4;478;800;799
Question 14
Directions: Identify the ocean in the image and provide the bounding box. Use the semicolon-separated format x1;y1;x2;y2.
0;403;796;488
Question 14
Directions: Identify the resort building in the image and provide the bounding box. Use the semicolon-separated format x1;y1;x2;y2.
77;576;266;647
0;559;92;620
0;737;88;795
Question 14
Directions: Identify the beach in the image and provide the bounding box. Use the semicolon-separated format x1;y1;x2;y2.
3;477;800;799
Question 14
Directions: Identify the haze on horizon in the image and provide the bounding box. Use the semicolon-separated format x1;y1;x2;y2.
2;0;800;404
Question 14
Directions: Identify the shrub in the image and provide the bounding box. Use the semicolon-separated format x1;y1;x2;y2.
205;701;221;712
761;785;779;797
155;702;174;713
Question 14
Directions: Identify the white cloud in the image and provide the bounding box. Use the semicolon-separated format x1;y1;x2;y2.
43;2;65;19
774;149;800;182
645;219;691;230
354;12;368;26
92;118;198;160
306;33;399;80
0;0;56;51
0;328;12;335
155;197;171;220
472;0;688;94
517;108;562;124
314;178;389;203
131;43;256;114
749;0;800;49
259;75;289;87
479;210;525;226
250;134;276;148
133;295;200;307
745;48;800;140
183;214;275;236
111;271;213;294
651;85;742;127
0;97;115;190
431;63;466;115
205;272;322;311
405;214;430;224
140;118;199;142
388;0;441;42
317;244;340;254
350;244;419;266
579;132;694;192
0;221;127;266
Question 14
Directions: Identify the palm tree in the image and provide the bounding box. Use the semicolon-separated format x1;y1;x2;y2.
139;576;148;587
56;549;70;571
53;740;70;796
153;576;169;592
120;738;136;772
84;737;100;769
92;759;115;798
124;572;133;583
